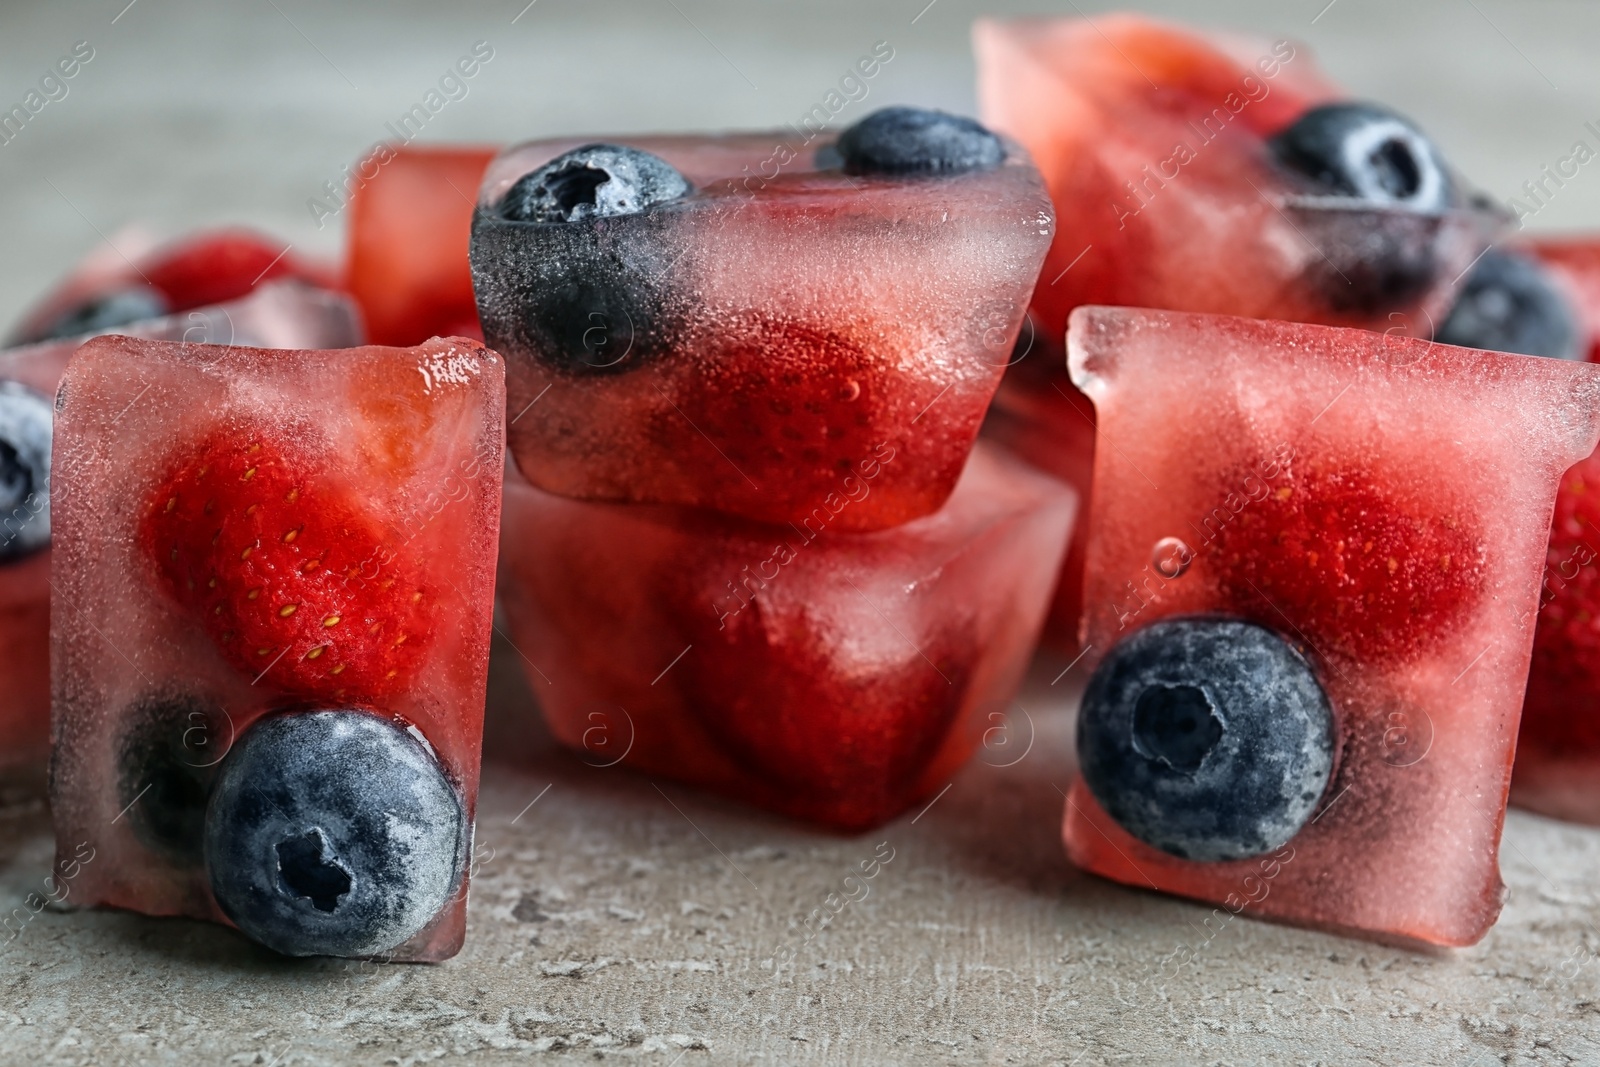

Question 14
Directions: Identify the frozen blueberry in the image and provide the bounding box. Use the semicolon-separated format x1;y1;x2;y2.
1078;617;1335;863
496;144;690;224
1435;247;1582;360
205;710;466;958
1270;103;1452;212
472;204;681;375
0;382;53;563
115;693;229;864
25;286;169;345
837;107;1004;176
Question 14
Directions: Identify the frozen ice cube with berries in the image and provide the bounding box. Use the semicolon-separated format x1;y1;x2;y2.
972;14;1502;653
495;442;1075;830
49;333;503;960
1060;305;1600;947
469;107;1054;530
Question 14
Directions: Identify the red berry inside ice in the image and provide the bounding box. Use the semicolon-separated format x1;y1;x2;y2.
1209;465;1485;663
1524;456;1600;752
141;427;432;703
681;605;975;828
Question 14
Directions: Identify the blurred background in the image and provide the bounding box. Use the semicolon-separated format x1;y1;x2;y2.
3;0;1600;328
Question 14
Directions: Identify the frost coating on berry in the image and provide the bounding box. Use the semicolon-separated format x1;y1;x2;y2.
1436;247;1581;360
1269;103;1452;212
1078;616;1335;863
837;107;1004;176
496;144;690;223
205;710;466;958
0;381;53;562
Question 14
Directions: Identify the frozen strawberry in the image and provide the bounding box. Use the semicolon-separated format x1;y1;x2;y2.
678;603;977;829
1209;464;1485;663
496;442;1076;829
345;145;494;345
9;229;332;347
51;333;503;961
1062;305;1600;947
471;108;1053;529
972;15;1501;654
142;429;431;705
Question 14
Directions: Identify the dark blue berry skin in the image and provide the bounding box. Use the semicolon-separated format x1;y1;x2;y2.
473;145;691;376
1078;617;1335;863
497;144;691;224
205;710;466;958
22;286;169;345
0;382;53;563
1435;247;1582;360
836;107;1004;176
1269;103;1462;316
116;693;230;864
1269;103;1452;212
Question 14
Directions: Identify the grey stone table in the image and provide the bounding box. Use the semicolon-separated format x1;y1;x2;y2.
4;0;1600;1063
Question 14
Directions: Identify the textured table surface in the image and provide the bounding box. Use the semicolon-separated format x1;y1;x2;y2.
4;1;1600;1064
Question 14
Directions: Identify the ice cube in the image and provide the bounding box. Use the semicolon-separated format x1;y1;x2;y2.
9;229;333;347
49;333;503;960
1433;237;1600;823
496;441;1076;830
345;145;495;345
0;283;361;776
972;14;1501;655
1062;305;1600;946
470;109;1054;530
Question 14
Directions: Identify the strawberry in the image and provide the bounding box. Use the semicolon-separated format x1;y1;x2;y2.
671;316;963;530
141;427;431;703
1522;452;1600;752
1207;464;1485;663
678;594;975;829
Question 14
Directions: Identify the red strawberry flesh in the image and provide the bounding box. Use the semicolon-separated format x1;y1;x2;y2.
142;429;431;703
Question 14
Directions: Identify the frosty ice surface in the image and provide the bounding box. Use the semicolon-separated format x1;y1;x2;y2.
50;333;503;960
470;109;1054;530
1062;305;1600;946
496;442;1076;830
346;144;495;345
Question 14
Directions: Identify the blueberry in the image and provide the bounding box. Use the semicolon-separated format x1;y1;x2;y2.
23;286;169;345
1270;103;1452;212
0;382;52;563
496;144;690;224
472;203;681;375
205;710;465;958
1078;617;1335;862
1435;247;1582;360
836;107;1004;176
116;693;229;864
